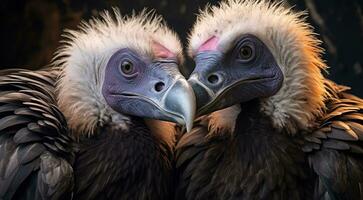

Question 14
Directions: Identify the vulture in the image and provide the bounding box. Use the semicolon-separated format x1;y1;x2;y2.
176;0;363;199
0;9;196;200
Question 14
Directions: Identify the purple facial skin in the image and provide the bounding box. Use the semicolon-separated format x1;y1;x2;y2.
102;48;196;131
188;34;284;116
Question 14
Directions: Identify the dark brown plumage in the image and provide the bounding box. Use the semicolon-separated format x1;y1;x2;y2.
0;69;74;199
175;81;363;200
73;117;173;200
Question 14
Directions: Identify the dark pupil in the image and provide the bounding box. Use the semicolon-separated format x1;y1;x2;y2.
240;46;252;59
121;61;133;74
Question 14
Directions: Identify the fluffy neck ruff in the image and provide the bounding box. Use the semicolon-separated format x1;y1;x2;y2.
53;9;183;137
189;0;328;134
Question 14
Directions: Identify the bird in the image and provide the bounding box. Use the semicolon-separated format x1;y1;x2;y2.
0;9;196;200
175;0;363;199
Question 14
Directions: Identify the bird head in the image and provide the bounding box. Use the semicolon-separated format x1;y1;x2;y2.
188;0;327;134
55;9;195;136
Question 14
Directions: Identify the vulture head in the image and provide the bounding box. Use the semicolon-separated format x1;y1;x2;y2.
54;9;195;136
188;0;327;134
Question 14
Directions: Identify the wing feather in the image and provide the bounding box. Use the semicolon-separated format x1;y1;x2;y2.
304;81;363;199
0;69;75;200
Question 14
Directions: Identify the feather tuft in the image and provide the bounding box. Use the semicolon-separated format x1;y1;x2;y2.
54;8;183;136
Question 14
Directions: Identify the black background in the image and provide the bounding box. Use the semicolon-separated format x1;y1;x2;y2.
0;0;362;97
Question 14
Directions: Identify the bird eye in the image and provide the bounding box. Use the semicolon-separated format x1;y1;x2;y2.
239;45;253;60
120;60;134;75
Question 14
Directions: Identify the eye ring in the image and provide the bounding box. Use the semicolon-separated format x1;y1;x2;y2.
119;60;137;78
239;44;254;61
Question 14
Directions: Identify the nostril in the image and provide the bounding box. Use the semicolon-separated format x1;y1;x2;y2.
207;74;219;84
154;81;165;92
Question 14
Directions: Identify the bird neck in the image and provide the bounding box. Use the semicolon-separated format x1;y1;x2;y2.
232;100;311;195
74;117;173;199
193;99;312;198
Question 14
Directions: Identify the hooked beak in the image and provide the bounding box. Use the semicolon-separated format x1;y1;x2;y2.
160;77;196;132
107;73;196;132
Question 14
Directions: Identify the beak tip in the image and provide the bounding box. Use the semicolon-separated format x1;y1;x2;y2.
181;107;194;133
186;123;193;133
163;78;196;133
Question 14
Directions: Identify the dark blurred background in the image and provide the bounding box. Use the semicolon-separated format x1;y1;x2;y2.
0;0;362;97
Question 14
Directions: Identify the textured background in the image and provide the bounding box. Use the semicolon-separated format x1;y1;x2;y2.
0;0;362;97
